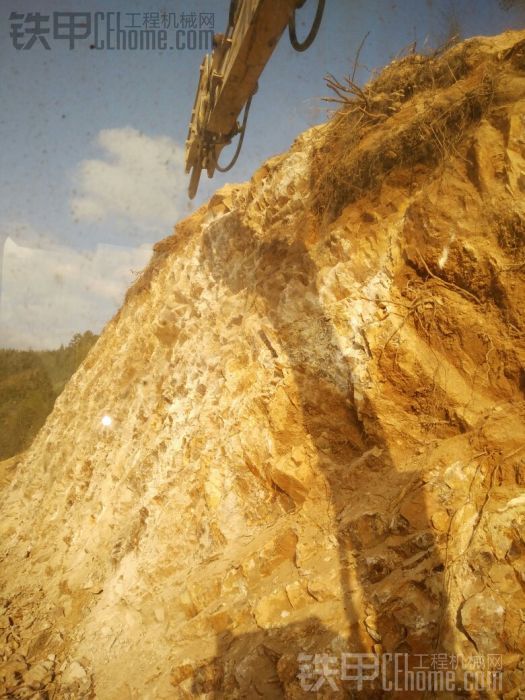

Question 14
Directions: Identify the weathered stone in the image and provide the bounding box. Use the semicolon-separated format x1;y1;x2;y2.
254;589;292;629
61;660;87;686
1;657;28;689
460;594;506;653
22;662;53;689
0;28;524;700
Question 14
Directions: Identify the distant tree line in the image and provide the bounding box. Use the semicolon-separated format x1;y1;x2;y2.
0;331;98;461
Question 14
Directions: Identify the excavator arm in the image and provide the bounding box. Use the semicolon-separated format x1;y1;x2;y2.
185;0;325;198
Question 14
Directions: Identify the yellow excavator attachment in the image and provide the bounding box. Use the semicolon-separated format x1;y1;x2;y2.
184;0;325;198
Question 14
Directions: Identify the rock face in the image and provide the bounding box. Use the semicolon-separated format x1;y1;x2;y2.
1;30;525;699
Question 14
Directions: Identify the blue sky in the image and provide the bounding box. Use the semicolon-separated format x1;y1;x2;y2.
1;0;523;348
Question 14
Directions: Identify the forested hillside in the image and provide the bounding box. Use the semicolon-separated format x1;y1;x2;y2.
0;331;98;459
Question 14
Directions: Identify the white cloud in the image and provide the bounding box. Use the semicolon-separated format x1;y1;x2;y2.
0;220;56;249
0;128;189;348
0;236;152;349
71;127;188;234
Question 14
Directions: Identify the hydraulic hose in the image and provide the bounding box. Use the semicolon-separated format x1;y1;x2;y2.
289;0;325;52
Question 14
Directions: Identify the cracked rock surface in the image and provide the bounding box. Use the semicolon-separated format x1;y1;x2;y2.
1;29;524;699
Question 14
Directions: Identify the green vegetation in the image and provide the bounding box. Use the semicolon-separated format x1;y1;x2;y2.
0;331;98;460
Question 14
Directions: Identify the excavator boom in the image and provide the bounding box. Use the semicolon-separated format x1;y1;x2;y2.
185;0;324;198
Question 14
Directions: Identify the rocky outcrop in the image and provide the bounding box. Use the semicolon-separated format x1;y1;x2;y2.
0;30;524;699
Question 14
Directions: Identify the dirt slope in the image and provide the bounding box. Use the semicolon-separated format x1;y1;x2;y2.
1;30;524;699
